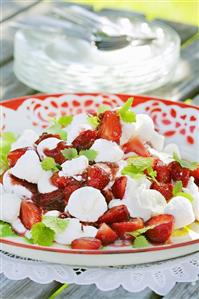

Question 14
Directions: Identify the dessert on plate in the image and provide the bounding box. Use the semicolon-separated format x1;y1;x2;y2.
1;98;199;250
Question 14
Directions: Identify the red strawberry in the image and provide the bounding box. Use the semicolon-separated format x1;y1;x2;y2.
112;176;127;199
51;173;76;189
35;132;61;145
8;147;28;167
190;166;199;180
98;205;130;224
35;189;65;212
84;165;110;190
169;161;190;187
151;182;173;201
20;200;42;229
98;111;122;143
145;214;174;244
153;160;171;183
105;162;119;179
96;223;118;245
71;237;102;250
112;218;144;240
122;136;150;156
44;142;70;164
101;189;114;204
72;130;97;150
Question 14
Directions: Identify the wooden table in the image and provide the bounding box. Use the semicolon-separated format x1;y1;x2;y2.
0;1;199;298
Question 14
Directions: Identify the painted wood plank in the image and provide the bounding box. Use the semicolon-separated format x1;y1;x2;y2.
1;0;41;23
0;274;60;299
163;282;199;299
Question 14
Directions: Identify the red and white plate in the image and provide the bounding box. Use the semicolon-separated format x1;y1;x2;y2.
1;93;199;266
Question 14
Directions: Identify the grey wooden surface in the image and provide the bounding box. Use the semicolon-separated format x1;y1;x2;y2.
0;1;199;298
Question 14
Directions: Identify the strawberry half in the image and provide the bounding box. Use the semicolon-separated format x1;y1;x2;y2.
72;130;97;150
111;176;127;199
98;111;122;143
35;189;65;212
84;165;110;190
71;237;102;250
145;214;174;244
112;218;144;240
44;141;70;164
98;205;130;224
20;200;42;229
8;147;28;167
96;223;118;245
169;161;190;187
151;182;173;201
153;160;171;183
122;136;150;157
190;166;199;186
101;189;114;204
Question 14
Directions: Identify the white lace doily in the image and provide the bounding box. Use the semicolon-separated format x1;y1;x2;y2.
0;251;198;295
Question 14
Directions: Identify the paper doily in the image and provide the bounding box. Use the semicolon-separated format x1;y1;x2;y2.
1;251;198;295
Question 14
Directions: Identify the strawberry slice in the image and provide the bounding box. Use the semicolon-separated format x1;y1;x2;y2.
35;189;65;212
98;111;122;143
112;218;144;240
145;214;174;244
35;132;61;145
169;161;190;187
98;205;130;224
84;165;110;190
190;166;199;186
122;136;150;156
72;130;97;150
101;189;114;204
96;223;118;245
112;176;127;199
44;141;70;164
153;160;171;183
151;182;173;201
71;237;102;250
51;173;76;189
20;200;42;229
8;147;28;167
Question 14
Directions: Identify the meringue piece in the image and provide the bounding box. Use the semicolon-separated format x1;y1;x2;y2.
37;171;58;194
60;156;88;177
10;150;44;184
135;114;155;142
116;160;128;177
164;196;195;229
120;121;137;145
37;137;61;159
67;186;107;222
164;143;181;158
25;230;32;240
124;176;151;199
148;147;173;165
3;170;32;198
149;131;165;151
137;189;167;216
44;210;60;217
91;139;124;162
12;218;26;234
11;129;39;150
109;199;123;209
55;218;83;244
67;124;92;144
183;177;199;221
0;192;21;223
82;225;98;238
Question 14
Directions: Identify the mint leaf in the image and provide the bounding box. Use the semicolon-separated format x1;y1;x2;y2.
133;235;149;248
42;216;69;234
118;98;136;123
146;167;157;181
1;132;16;143
0;132;16;175
47;124;67;140
0;221;16;237
121;165;145;179
61;148;78;160
173;152;198;170
175;192;194;202
79;149;98;161
87;116;99;129
122;157;154;179
173;181;183;196
129;225;156;238
41;157;60;171
58;115;73;127
31;222;55;246
97;105;110;114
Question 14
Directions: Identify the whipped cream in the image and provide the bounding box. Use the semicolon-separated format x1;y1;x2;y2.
60;156;88;176
91;139;124;162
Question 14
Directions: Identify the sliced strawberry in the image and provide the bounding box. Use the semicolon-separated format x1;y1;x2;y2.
10;174;38;195
190;166;199;180
8;147;28;167
98;205;130;224
20;200;42;229
35;189;65;212
145;214;174;244
169;161;190;187
71;237;102;250
112;176;127;199
122;136;150;156
72;130;97;150
96;223;118;245
35;132;61;145
64;180;83;203
44;141;70;164
51;173;76;189
98;111;122;143
112;218;144;240
84;165;110;190
151;182;173;201
105;162;119;179
153;160;171;183
101;189;114;204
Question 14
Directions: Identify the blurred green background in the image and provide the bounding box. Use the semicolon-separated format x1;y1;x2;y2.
68;0;199;26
